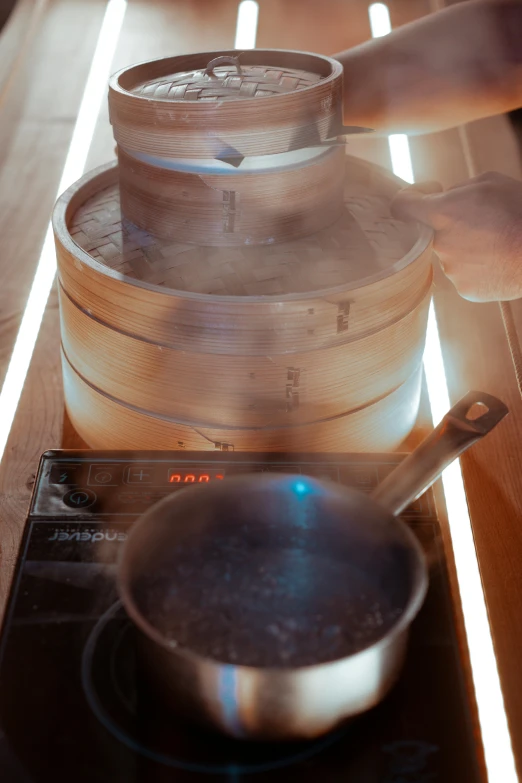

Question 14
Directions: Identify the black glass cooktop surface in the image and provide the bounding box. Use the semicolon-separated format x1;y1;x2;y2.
0;450;484;782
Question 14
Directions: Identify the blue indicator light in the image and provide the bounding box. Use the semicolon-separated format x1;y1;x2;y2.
294;481;308;495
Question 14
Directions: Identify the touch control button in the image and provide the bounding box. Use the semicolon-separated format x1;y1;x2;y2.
62;489;97;509
93;471;112;484
50;464;81;485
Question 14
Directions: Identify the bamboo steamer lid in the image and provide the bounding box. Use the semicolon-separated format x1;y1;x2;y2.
54;155;433;451
109;50;344;160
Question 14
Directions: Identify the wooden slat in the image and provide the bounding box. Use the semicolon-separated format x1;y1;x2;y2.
0;0;110;372
0;0;46;104
387;2;522;763
0;0;256;612
400;0;522;760
0;289;63;605
0;0;112;601
459;117;522;368
412;115;522;772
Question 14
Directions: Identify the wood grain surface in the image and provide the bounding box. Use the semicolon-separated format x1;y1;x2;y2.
59;281;431;426
0;0;520;777
61;348;424;453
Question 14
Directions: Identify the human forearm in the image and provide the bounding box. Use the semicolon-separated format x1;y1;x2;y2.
334;0;522;134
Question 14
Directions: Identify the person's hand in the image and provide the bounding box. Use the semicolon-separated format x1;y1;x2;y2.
391;172;522;302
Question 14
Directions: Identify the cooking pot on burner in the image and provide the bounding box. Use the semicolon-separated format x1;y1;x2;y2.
118;391;507;742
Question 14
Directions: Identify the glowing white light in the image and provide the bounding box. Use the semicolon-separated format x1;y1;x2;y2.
441;469;517;782
368;4;414;183
388;133;414;184
368;4;517;781
368;2;392;37
0;0;127;463
234;0;259;49
423;302;451;425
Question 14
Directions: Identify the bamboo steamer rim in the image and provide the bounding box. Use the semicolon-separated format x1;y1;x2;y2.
53;160;433;306
110;49;341;107
58;275;433;351
122;143;336;175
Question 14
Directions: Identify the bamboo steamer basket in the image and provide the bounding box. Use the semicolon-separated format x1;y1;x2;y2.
108;50;344;161
59;282;431;427
112;51;348;244
61;348;423;453
53;155;433;452
117;144;346;246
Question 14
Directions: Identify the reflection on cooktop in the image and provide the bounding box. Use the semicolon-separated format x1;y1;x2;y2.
82;601;349;776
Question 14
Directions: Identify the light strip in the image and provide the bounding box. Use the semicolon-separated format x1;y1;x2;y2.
234;0;259;49
368;2;392;37
368;3;414;183
387;133;414;184
368;3;517;782
0;0;127;463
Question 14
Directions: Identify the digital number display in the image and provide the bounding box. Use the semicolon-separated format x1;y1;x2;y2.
167;469;225;484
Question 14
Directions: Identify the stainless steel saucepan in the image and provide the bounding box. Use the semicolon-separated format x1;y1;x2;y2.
118;391;508;742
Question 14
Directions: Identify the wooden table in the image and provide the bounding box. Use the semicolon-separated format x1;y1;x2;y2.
0;0;521;778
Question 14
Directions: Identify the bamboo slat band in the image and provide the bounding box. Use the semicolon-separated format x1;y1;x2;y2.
61;348;423;452
499;300;522;399
117;144;346;245
59;283;430;426
57;274;432;355
54;161;433;356
56;160;431;296
62;344;423;433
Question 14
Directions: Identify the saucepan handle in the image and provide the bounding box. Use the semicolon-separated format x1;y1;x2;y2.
372;391;509;516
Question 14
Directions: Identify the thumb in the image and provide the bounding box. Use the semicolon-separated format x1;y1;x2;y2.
391;183;445;226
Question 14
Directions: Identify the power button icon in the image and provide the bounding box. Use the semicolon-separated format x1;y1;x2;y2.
63;489;97;509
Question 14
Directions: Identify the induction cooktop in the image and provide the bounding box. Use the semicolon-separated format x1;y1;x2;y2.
0;450;485;782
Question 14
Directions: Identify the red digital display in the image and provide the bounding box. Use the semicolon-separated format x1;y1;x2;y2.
168;469;225;484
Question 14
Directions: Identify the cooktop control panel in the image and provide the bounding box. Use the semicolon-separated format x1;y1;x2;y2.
33;450;436;519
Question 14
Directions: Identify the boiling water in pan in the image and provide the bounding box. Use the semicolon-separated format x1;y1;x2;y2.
133;529;405;668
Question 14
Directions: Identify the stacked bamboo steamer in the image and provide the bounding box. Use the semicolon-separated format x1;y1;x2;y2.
53;49;433;452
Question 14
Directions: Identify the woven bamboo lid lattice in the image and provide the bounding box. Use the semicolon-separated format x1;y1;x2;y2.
131;55;322;101
109;50;344;159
